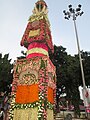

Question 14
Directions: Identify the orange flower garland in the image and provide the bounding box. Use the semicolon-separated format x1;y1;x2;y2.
47;87;54;104
9;56;56;120
15;84;39;104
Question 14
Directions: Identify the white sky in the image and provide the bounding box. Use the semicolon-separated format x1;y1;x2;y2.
0;0;90;62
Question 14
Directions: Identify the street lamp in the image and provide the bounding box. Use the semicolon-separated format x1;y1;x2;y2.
63;4;85;88
63;5;89;108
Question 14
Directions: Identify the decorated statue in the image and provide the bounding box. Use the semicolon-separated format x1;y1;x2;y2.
9;0;56;120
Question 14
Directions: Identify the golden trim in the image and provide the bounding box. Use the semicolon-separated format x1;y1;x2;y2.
13;107;38;120
27;48;48;56
29;29;40;37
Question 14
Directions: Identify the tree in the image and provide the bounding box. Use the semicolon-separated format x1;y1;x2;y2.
50;45;81;116
17;50;26;59
66;55;81;116
50;45;69;111
0;53;13;93
81;51;90;87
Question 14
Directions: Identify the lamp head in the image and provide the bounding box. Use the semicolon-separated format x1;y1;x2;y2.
80;11;84;16
76;7;81;12
68;4;72;8
63;10;66;14
78;4;82;8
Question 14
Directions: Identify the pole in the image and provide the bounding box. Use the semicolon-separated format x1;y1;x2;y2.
73;14;86;89
73;14;89;117
63;5;90;117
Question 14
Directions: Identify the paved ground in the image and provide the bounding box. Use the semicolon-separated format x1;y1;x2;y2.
56;118;90;120
56;117;89;120
55;111;90;120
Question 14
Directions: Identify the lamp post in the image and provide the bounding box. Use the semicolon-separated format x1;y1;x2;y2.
63;5;89;108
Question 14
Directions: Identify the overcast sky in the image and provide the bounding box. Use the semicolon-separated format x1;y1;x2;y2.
0;0;90;62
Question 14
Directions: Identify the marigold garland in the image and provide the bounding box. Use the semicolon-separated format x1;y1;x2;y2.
8;1;57;119
15;84;39;104
21;17;54;53
9;56;56;120
47;87;54;104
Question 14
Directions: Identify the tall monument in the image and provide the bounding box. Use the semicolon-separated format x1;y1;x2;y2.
9;0;56;120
